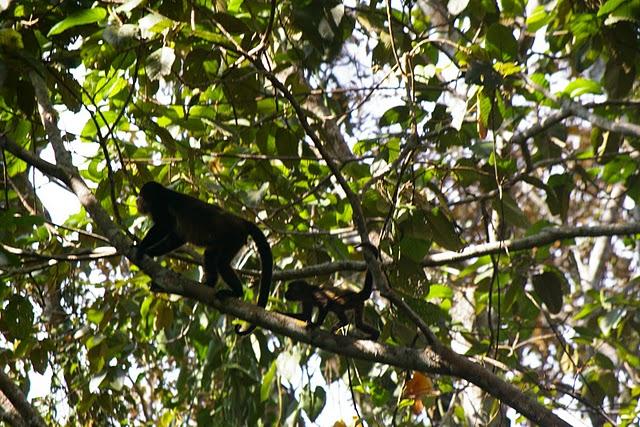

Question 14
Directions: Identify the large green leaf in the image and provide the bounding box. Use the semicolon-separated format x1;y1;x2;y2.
48;8;107;36
531;271;564;314
485;24;518;61
562;78;602;98
425;208;464;251
0;295;34;340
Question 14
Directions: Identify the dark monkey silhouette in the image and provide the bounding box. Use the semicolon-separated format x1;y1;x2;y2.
135;181;273;335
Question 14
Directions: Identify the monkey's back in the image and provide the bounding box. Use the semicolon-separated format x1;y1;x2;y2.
166;190;250;247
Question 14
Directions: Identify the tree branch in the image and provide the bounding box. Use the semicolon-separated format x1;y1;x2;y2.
153;272;570;427
1;48;574;427
524;75;640;138
0;134;68;185
0;406;26;427
422;222;640;267
0;371;46;427
252;59;443;347
262;221;640;279
0;243;117;262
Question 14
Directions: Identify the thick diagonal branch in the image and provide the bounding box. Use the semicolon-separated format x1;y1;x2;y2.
0;371;46;427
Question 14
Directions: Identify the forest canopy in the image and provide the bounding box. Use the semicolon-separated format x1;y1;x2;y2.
1;0;639;425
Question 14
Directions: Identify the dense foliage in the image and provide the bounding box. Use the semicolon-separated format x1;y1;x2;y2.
1;0;639;425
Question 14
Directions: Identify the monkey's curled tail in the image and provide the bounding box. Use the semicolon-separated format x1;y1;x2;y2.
235;222;273;335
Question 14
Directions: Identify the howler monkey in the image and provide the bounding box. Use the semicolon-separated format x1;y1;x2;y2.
281;244;380;340
135;181;273;335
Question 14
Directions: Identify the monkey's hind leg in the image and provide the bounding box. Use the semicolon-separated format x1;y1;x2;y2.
203;248;220;287
213;246;244;300
354;306;379;341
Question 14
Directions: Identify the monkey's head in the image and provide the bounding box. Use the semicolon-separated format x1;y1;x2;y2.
137;181;165;215
284;280;313;301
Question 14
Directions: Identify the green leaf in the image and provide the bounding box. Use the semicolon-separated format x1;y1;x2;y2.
109;368;126;391
12;214;45;229
493;194;530;229
183;48;219;88
192;29;230;45
426;284;454;300
401;292;448;325
30;344;49;375
275;127;299;158
597;371;619;398
379;105;410;127
477;91;492;128
139;13;174;39
87;308;105;324
212;12;250;34
562;78;602;98
0;295;34;340
593;352;616;370
602;156;636;183
494;62;522;77
598;0;629;16
227;0;244;13
603;0;640;25
531;271;564;314
626;174;640;203
399;236;430;263
500;0;525;16
545;173;574;220
0;28;24;49
574;302;601;320
598;307;625;337
604;57;636;97
103;24;138;47
425;208;464;251
89;372;107;392
260;361;277;402
527;6;552;32
154;300;174;330
569;14;599;42
302;386;326;421
467;61;502;89
48;8;107;36
485;24;518;61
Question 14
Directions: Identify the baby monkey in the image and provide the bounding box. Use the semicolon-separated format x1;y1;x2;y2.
282;243;380;340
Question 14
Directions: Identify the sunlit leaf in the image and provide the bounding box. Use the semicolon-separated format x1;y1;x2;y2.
562;78;602;98
598;307;625;336
146;46;176;81
426;284;453;300
448;0;470;14
598;0;629;16
527;6;553;31
48;8;107;36
89;372;107;392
